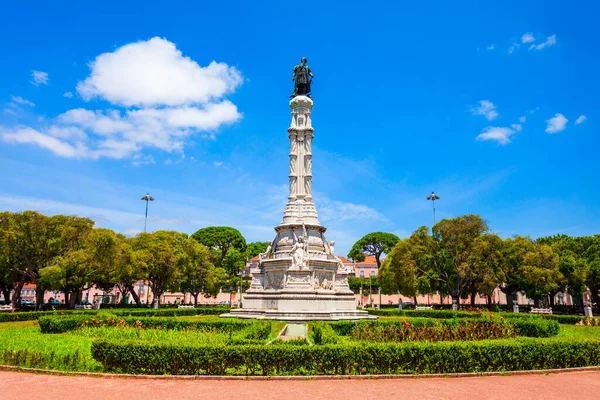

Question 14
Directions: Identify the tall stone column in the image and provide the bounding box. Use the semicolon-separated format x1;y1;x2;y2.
282;96;319;225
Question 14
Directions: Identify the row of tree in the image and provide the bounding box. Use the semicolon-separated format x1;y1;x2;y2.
2;210;598;309
377;214;600;307
0;211;267;309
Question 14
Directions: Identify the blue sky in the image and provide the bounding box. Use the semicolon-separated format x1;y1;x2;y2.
1;1;598;255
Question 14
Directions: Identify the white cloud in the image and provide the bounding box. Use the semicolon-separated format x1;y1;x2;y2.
77;37;242;107
545;113;568;134
63;92;73;98
521;33;535;44
131;154;155;166
1;127;89;158
317;196;387;223
476;126;519;145
575;115;587;125
519;116;526;123
470;100;499;120
31;70;49;86
11;95;35;107
3;37;243;163
529;34;557;51
508;43;519;54
486;44;495;50
47;126;86;139
213;161;224;167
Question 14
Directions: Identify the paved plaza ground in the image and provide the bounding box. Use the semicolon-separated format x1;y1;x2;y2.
1;370;599;399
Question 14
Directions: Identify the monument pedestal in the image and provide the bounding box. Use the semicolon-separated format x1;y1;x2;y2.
222;95;374;322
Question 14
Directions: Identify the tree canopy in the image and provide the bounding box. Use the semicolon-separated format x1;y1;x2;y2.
191;226;246;274
348;232;400;268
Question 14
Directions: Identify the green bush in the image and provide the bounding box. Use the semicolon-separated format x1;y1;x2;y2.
0;307;228;324
513;319;560;337
91;337;600;375
349;319;516;342
38;315;253;334
311;322;340;345
0;309;98;323
369;309;599;325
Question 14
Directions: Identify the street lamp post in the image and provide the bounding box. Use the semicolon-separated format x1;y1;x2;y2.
426;191;440;225
141;193;155;233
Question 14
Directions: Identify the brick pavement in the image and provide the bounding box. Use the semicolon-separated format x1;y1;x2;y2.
1;370;599;399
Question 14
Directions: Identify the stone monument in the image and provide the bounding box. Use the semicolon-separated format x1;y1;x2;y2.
222;59;374;321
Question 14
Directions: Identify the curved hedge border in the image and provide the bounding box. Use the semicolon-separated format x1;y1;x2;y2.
310;319;559;344
369;309;599;325
38;315;251;334
0;307;229;323
91;338;600;375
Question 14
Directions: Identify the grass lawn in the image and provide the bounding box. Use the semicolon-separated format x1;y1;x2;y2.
0;316;598;374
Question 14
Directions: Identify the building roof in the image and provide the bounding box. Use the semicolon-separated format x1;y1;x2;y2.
340;255;379;266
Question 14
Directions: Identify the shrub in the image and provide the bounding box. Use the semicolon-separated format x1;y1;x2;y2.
513;319;560;337
349;320;516;342
311;322;340;345
91;337;600;375
38;315;254;334
0;307;229;324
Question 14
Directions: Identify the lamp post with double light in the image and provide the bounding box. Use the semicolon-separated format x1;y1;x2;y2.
141;193;155;233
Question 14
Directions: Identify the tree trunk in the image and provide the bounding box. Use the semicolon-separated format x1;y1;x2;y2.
413;296;418;306
10;281;25;307
1;287;11;304
63;290;70;307
506;292;514;307
193;292;199;307
548;292;557;307
35;287;45;310
69;290;82;309
592;290;600;309
126;283;142;306
470;287;477;306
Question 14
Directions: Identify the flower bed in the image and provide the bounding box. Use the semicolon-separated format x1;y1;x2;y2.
369;309;599;325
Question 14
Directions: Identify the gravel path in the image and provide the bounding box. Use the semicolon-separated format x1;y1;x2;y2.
1;370;599;399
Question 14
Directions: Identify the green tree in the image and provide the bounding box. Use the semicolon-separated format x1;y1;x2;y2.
178;239;215;306
133;231;187;306
501;236;562;307
39;228;120;308
245;241;268;259
348;232;400;268
0;211;94;309
99;235;145;306
582;235;600;306
379;239;420;299
538;234;591;304
467;233;505;305
191;226;246;273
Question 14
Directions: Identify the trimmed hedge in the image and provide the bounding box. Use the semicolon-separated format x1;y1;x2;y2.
312;318;558;343
513;319;560;338
0;307;229;323
0;310;101;323
369;309;599;325
91;337;600;375
38;315;253;334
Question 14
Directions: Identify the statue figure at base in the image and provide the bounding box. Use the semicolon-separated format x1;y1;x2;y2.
291;57;314;98
290;235;308;269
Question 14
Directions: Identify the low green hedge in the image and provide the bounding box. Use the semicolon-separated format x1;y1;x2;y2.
38;315;252;334
91;337;600;375
369;309;598;325
312;318;558;343
0;307;229;323
513;319;560;337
